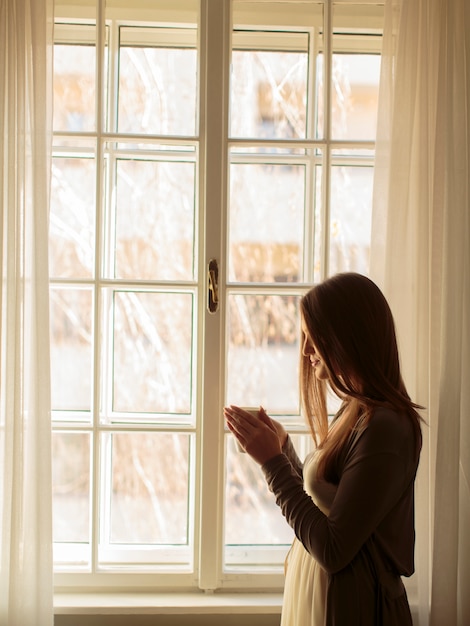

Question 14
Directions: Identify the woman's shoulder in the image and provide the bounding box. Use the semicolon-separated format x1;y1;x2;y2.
327;407;422;485
350;406;417;454
369;405;409;429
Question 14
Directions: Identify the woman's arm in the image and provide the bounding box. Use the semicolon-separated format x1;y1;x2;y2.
262;409;418;574
281;434;304;478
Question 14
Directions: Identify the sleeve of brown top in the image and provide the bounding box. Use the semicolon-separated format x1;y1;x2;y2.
261;408;420;576
281;434;304;478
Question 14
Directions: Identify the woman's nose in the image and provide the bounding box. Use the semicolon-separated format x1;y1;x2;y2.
302;337;314;356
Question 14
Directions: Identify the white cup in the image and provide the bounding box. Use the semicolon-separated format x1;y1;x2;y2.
234;407;260;452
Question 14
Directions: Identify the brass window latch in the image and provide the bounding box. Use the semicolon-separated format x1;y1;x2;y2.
207;258;219;313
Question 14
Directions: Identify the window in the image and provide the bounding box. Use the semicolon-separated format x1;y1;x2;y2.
50;0;383;591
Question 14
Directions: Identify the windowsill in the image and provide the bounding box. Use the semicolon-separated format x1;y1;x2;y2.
54;591;284;615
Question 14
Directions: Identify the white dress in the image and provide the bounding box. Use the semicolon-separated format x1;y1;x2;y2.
280;450;338;626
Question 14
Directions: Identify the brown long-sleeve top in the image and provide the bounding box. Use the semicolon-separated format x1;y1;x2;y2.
261;407;422;578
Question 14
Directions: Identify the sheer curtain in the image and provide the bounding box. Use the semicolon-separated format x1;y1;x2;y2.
0;0;54;624
371;0;470;625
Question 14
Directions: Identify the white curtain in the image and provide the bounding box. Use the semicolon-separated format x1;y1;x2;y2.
0;0;54;624
371;0;470;625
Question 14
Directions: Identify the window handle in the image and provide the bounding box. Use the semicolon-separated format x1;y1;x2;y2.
208;258;219;313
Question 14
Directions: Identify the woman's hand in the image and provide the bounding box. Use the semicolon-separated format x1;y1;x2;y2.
259;407;288;448
224;405;286;465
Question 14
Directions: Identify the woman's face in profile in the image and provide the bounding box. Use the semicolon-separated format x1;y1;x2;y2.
301;317;330;381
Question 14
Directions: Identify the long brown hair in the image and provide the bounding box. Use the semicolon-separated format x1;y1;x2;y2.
300;273;423;478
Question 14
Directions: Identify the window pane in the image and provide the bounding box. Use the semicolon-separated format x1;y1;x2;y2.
231;39;309;139
225;434;293;548
331;53;381;141
329;165;373;275
224;433;315;561
229;163;305;283
53;43;96;132
50;287;93;412
50;156;95;279
118;28;197;136
226;294;300;413
52;432;90;544
114;158;196;280
111;291;193;415
105;432;190;545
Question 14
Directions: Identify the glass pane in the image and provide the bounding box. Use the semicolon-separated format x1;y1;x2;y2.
226;294;300;413
112;291;193;415
114;158;195;280
106;432;190;544
231;40;309;139
118;28;197;136
329;165;373;275
50;156;95;279
53;43;96;132
52;432;90;543
229;163;305;283
331;53;381;140
50;287;93;412
225;434;309;547
225;435;292;546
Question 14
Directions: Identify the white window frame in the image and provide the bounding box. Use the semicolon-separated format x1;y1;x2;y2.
51;0;384;593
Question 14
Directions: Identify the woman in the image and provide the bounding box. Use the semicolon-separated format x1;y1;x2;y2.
224;272;423;626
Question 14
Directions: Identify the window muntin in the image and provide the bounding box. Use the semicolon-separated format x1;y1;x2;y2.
50;0;383;589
